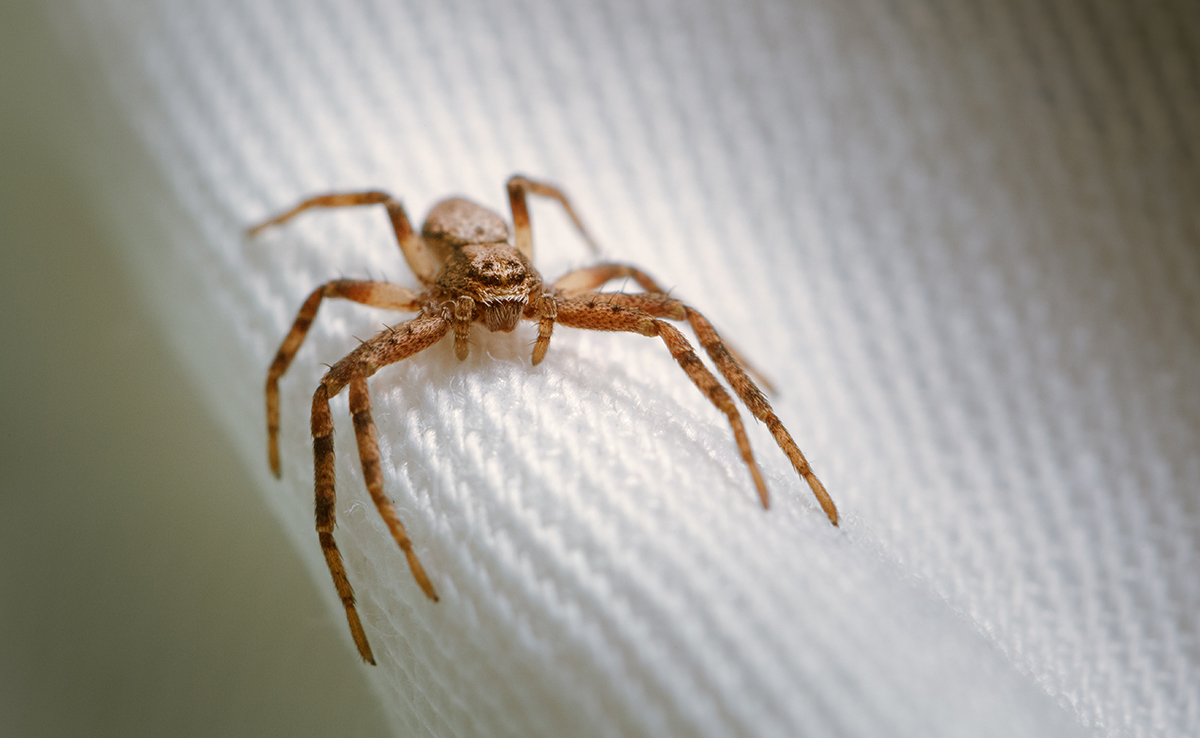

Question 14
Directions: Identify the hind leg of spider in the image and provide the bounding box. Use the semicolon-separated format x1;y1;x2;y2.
551;263;776;393
248;190;439;283
507;175;602;261
551;262;665;298
555;296;771;509
266;280;422;476
348;376;438;602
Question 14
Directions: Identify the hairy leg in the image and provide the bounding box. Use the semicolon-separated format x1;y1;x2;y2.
310;315;450;663
556;292;837;522
683;306;837;524
552;262;664;298
349;377;438;601
248;190;440;283
507;175;601;261
555;296;771;508
266;279;422;475
552;263;775;393
528;294;558;365
311;382;376;664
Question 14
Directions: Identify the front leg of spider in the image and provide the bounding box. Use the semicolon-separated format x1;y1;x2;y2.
249;174;838;665
310;315;450;664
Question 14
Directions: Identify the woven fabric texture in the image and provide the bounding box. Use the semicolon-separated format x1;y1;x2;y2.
59;0;1199;736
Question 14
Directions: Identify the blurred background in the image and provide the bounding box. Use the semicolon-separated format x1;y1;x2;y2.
0;2;389;735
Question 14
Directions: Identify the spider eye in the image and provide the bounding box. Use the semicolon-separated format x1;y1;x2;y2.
470;254;526;286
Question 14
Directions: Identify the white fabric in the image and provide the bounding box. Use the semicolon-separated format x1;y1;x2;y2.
57;0;1199;735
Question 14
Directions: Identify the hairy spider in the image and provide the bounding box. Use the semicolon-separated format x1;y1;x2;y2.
250;175;838;664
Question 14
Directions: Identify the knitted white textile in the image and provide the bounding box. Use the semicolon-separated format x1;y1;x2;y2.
59;0;1199;736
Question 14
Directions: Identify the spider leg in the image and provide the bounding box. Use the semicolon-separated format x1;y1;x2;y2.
552;263;776;393
507;175;601;261
349;377;439;601
248;190;440;283
551;262;664;298
311;314;450;664
266;279;423;476
585;293;838;525
312;382;375;664
527;293;558;365
555;296;771;509
684;306;837;524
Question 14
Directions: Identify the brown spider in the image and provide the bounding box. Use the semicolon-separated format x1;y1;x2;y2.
250;175;838;664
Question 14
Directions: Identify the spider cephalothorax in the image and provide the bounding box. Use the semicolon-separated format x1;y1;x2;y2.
250;174;837;665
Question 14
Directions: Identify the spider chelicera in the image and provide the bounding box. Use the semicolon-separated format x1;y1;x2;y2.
250;175;838;664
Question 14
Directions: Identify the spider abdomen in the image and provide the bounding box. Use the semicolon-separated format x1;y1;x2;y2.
421;197;510;262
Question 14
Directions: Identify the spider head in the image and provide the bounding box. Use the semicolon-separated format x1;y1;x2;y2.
439;244;542;333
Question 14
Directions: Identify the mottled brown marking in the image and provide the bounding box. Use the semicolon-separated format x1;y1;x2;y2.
507;174;601;260
264;279;421;477
349;377;438;602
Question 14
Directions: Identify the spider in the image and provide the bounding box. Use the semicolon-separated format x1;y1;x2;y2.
250;175;838;664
